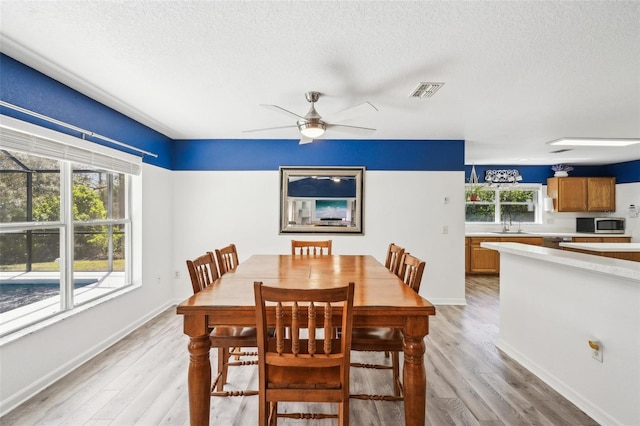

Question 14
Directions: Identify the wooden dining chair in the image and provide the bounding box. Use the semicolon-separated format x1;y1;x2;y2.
253;281;355;426
350;252;426;402
398;252;425;293
186;251;258;397
215;243;239;275
385;243;405;277
291;239;332;255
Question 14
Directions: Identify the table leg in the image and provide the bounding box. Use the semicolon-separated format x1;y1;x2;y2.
184;315;211;426
402;316;429;426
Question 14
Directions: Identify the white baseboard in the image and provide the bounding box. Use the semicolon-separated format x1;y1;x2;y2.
0;300;176;417
496;339;620;426
429;297;467;305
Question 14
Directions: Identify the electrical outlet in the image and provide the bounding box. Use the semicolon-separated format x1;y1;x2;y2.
592;347;603;362
442;225;448;234
174;270;180;279
590;341;603;363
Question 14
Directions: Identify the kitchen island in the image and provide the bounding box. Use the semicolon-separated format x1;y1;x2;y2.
465;232;632;274
481;242;639;426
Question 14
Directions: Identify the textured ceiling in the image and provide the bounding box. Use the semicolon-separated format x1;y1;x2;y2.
1;1;639;165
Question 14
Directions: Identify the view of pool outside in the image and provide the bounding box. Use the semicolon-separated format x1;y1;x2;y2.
0;271;126;337
0;277;98;313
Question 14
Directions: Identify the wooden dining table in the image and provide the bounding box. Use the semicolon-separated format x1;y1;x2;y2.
176;254;436;426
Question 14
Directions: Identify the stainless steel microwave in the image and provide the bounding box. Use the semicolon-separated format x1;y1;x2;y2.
576;217;626;234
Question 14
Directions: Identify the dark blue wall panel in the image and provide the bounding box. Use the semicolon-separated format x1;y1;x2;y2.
0;54;172;169
604;160;640;184
2;54;638;179
464;162;640;184
172;138;465;171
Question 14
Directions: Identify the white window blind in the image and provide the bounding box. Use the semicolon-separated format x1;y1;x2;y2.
0;115;142;175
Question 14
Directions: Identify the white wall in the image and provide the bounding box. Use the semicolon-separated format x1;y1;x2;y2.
0;164;175;416
616;182;640;242
171;170;466;304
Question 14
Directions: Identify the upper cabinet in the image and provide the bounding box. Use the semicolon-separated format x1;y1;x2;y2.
586;177;616;211
547;177;615;212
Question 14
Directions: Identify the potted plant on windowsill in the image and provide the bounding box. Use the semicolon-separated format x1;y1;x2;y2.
468;183;485;201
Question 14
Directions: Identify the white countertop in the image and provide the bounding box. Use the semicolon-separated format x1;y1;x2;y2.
481;242;640;282
466;232;631;238
559;242;640;252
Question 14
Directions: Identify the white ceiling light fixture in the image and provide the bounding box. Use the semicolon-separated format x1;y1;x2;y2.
297;119;326;138
245;91;376;145
547;138;640;147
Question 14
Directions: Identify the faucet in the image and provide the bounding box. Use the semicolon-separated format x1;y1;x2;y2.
502;213;512;232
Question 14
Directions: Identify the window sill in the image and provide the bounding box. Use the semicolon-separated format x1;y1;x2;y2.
0;283;140;346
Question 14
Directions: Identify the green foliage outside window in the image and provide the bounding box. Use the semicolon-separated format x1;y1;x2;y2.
465;185;540;223
1;150;126;270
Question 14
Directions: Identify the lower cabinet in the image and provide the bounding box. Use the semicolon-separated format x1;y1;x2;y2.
467;237;500;274
564;236;636;261
466;236;543;274
571;237;631;243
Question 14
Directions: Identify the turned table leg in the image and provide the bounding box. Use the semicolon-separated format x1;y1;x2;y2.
402;316;429;426
184;315;211;426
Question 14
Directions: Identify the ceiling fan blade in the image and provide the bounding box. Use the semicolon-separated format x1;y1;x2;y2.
299;136;314;144
261;104;306;120
242;124;297;133
323;102;378;124
326;123;376;135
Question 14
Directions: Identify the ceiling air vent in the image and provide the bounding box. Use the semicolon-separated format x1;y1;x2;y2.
409;82;445;98
550;148;574;154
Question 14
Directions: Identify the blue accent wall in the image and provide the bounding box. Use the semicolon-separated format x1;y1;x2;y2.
603;160;640;184
465;162;640;185
0;54;173;169
2;53;638;179
172;138;465;171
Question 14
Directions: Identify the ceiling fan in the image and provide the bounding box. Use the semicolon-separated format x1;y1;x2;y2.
244;91;378;144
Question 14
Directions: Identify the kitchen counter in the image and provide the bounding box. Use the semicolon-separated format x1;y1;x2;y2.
559;242;640;252
466;232;632;238
481;242;639;281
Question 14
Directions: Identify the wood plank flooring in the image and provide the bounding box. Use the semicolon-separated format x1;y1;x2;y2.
2;275;598;425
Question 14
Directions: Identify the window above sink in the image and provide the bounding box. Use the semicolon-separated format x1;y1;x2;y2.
465;184;543;225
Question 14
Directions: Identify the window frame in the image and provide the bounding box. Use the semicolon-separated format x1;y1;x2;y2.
0;119;139;338
465;184;543;224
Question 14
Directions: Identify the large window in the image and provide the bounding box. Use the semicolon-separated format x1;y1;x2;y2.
465;184;542;224
0;118;139;337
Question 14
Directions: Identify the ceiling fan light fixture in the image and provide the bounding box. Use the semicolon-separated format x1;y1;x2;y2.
298;120;326;138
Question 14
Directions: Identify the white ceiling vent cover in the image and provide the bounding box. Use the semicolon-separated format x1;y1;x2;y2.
410;82;445;98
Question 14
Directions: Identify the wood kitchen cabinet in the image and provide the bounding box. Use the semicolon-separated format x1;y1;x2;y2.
571;237;631;243
467;237;500;274
466;236;543;274
547;177;615;212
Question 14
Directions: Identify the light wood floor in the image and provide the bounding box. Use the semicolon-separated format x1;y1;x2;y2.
2;276;598;425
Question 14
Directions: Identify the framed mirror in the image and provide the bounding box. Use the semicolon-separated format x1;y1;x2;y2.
280;166;364;234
